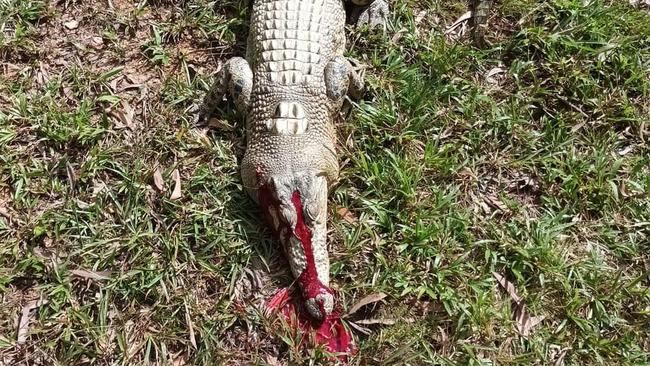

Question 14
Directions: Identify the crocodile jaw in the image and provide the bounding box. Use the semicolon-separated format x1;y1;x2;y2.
258;173;333;319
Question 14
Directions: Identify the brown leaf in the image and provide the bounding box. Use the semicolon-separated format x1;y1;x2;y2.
153;168;165;192
347;321;372;335
63;20;79;30
514;303;545;337
0;206;11;221
90;36;104;50
170;169;182;200
121;101;135;130
345;292;387;317
207;117;234;131
172;353;189;366
485;67;505;85
355;318;396;325
445;11;472;35
70;269;113;280
265;355;285;366
184;304;197;349
492;272;521;304
66;161;76;192
438;326;448;344
484;194;509;213
17;299;49;344
337;207;357;224
553;348;569;366
493;273;544;337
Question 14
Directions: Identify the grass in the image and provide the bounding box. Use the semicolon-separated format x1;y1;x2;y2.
1;0;649;364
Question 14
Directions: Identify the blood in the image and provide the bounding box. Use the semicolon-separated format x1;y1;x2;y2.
267;288;354;359
290;190;333;301
258;183;354;359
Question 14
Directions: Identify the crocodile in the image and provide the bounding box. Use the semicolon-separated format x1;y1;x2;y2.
201;0;389;322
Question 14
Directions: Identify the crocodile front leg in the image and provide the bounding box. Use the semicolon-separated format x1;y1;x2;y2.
325;56;364;100
325;55;365;119
200;57;253;121
347;0;390;29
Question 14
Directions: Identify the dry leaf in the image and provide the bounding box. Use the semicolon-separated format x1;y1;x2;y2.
207;117;234;131
485;67;505;85
355;318;396;325
553;348;569;366
438;326;448;344
618;145;634;156
514;304;545;337
90;36;104;49
63;20;79;30
347;321;372;335
493;272;544;337
121;101;135;130
185;303;197;349
66;162;76;192
484;194;509;213
445;11;472;34
172;353;189;366
0;206;11;221
492;272;522;304
70;269;113;280
17;299;49;344
337;207;357;224
153;168;165;192
265;355;284;366
170;169;182;200
345;292;387;317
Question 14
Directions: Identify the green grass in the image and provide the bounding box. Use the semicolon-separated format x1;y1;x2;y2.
1;0;649;364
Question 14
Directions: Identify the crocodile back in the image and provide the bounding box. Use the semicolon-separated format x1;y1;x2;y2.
242;0;346;194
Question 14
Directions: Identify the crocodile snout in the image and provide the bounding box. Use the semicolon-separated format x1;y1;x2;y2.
305;292;334;320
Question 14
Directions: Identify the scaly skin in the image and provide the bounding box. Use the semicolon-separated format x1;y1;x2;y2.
201;0;388;321
471;0;493;46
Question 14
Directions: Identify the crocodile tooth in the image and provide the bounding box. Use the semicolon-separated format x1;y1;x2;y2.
288;120;299;134
278;102;289;117
292;104;305;119
272;119;285;134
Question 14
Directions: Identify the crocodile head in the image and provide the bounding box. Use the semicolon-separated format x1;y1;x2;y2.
257;172;334;320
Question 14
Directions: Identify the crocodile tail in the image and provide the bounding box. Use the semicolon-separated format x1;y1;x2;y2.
471;0;493;46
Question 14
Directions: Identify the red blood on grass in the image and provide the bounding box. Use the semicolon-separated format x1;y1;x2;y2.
267;288;354;358
258;183;354;358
